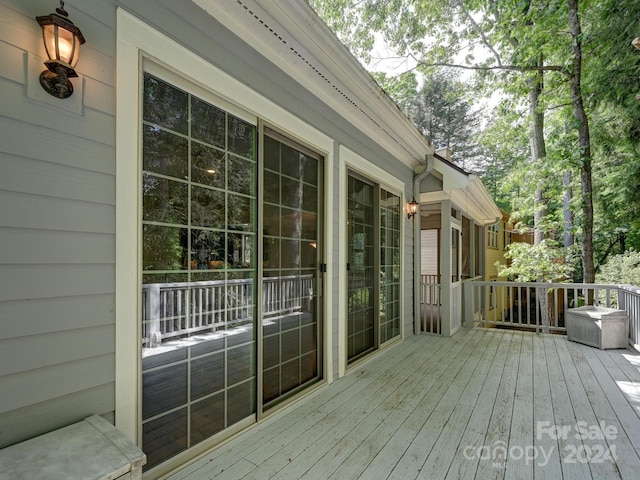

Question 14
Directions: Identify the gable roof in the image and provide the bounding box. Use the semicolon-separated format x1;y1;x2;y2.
193;0;433;169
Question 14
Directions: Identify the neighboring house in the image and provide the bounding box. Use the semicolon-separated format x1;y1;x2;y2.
485;209;512;281
483;209;534;324
0;1;500;478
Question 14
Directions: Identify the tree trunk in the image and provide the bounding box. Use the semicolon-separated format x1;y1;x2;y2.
528;57;550;329
568;0;595;284
563;171;573;248
528;62;547;246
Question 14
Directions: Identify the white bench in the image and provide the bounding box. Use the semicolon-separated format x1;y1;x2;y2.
566;306;629;350
0;415;146;480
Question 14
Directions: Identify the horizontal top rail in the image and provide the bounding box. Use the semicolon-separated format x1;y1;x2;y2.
468;281;623;289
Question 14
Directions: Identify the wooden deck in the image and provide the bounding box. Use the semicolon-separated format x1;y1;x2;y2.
167;328;640;480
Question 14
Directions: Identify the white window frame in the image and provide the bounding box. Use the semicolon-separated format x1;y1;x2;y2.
116;8;334;443
338;146;405;377
487;222;499;249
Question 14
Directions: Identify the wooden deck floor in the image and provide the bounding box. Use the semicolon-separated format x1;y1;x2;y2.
167;328;640;480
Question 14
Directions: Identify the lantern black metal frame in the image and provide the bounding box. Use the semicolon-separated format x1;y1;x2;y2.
407;198;419;220
36;1;85;99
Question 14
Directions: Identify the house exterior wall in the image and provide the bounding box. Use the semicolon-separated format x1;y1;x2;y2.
485;214;511;281
0;0;416;464
0;0;119;449
483;212;521;323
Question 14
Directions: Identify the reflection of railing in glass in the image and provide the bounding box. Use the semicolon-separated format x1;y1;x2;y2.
142;274;314;347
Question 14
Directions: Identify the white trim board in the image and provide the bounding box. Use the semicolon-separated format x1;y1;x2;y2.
337;145;407;377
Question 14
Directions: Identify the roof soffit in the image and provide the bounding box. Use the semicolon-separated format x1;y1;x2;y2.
192;0;432;169
419;176;501;226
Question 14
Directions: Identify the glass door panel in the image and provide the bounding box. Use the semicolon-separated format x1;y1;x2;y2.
380;189;401;344
347;173;376;363
452;226;461;283
141;73;257;470
262;130;323;407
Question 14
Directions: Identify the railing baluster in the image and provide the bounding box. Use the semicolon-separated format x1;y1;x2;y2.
553;288;557;328
525;286;531;328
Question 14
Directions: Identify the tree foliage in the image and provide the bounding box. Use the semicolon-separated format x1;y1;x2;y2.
310;0;640;283
374;69;482;169
596;250;640;286
497;240;572;283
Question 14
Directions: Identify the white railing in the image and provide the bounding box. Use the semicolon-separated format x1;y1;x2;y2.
262;274;315;319
461;276;482;325
420;276;441;334
618;285;640;348
463;281;640;341
142;274;314;347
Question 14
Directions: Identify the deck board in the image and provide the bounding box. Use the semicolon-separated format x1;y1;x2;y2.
504;332;534;480
532;334;563;480
167;329;640;480
444;329;510;480
474;331;522;480
555;335;620;480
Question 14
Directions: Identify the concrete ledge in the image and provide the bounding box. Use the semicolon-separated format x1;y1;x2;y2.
0;415;145;480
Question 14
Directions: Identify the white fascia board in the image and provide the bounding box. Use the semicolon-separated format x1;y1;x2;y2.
420;191;450;203
469;176;502;224
450;177;502;225
192;0;431;169
419;173;501;226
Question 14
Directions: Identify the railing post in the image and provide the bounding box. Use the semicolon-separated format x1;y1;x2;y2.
463;281;474;328
145;284;161;347
618;286;627;310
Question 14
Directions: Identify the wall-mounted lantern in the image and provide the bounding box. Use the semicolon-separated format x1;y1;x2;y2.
407;198;419;220
36;1;85;99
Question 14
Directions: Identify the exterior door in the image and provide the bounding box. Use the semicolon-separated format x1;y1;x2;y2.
346;172;402;364
140;73;258;470
347;173;376;363
261;128;324;408
139;73;324;471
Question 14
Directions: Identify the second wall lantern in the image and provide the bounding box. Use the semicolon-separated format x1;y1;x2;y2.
407;198;419;220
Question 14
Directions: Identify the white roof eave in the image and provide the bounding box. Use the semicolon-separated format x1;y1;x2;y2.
192;0;432;169
419;173;501;226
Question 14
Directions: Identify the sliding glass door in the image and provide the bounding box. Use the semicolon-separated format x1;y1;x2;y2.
347;172;401;364
140;72;324;471
141;73;257;470
347;174;376;362
262;129;323;407
379;190;401;344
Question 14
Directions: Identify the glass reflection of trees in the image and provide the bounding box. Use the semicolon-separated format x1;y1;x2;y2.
141;74;258;470
142;74;256;276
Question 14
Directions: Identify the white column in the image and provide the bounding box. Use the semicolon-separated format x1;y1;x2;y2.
440;200;452;336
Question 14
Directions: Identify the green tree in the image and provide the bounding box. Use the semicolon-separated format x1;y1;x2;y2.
411;69;482;169
497;241;572;283
596;250;640;286
373;69;483;170
497;240;573;329
309;0;640;284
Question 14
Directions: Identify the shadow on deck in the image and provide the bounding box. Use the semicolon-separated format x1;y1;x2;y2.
168;328;640;480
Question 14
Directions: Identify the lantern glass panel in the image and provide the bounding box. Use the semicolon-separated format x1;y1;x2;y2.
41;24;57;61
57;27;76;65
